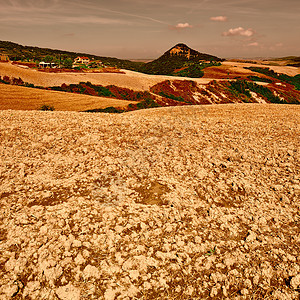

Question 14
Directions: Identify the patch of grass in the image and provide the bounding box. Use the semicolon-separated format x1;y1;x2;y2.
136;98;161;109
246;67;300;90
229;79;285;103
159;91;185;102
205;246;216;256
247;76;272;83
228;80;251;98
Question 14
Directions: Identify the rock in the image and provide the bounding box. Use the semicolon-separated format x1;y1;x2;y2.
290;274;300;289
2;282;19;297
23;281;41;299
245;231;257;243
104;288;116;300
210;285;219;297
74;253;85;265
72;240;82;248
241;288;249;295
129;269;140;281
83;265;101;280
56;283;80;300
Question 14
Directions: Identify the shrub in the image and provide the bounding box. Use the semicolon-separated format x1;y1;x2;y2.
84;107;124;113
136;98;161;109
40;105;55;111
159;91;185;102
228;79;284;103
246;67;300;90
247;76;272;83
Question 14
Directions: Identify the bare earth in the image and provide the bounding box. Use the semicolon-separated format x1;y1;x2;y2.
0;104;299;299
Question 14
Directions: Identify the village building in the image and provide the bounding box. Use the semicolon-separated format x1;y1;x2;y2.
74;56;90;65
0;54;9;62
39;62;57;68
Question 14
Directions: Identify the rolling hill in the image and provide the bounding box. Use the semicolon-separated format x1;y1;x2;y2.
139;43;223;76
0;40;142;70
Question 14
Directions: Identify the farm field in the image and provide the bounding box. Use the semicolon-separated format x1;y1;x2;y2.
0;84;137;111
0;104;299;299
1;61;300;111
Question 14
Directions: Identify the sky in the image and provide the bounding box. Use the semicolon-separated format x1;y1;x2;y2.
0;0;299;59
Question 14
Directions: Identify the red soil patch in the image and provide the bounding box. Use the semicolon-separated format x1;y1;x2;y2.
173;66;188;73
12;61;37;68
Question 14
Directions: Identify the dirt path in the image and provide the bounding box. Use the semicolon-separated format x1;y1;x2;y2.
0;84;137;111
0;104;299;299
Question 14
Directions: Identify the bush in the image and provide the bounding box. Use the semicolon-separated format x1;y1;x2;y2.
228;79;284;103
136;98;161;109
159;91;185;102
228;80;251;98
84;107;124;113
40;105;55;111
247;76;272;83
246;67;300;90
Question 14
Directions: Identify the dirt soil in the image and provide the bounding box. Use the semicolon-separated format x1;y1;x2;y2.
0;104;299;299
0;84;137;111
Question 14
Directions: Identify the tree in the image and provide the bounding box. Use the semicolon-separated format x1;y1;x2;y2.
62;58;73;69
44;55;54;63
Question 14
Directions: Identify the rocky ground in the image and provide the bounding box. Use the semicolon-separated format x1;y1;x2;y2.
0;104;299;299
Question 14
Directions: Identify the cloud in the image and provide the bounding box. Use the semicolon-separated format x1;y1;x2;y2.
248;42;259;46
175;23;193;29
223;27;255;37
210;16;227;22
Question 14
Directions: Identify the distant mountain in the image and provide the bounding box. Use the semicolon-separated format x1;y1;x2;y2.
0;40;143;70
139;43;222;76
164;43;221;61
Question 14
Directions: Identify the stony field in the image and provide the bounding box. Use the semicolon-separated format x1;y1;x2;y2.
0;104;299;299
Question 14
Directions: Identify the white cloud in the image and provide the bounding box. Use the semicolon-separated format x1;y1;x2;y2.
210;16;227;22
175;23;193;29
223;27;255;37
248;42;259;46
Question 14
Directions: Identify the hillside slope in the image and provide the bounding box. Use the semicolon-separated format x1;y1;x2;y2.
0;105;299;299
0;40;142;70
139;43;222;76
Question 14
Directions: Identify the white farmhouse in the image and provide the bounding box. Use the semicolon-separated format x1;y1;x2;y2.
74;56;90;65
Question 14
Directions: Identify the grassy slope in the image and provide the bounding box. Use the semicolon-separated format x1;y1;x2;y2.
0;40;143;70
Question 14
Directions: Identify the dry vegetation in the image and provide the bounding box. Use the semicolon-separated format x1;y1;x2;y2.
0;84;137;111
0;104;299;299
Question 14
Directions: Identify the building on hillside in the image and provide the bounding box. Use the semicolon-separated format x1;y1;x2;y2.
39;62;57;68
0;54;9;62
74;56;90;65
